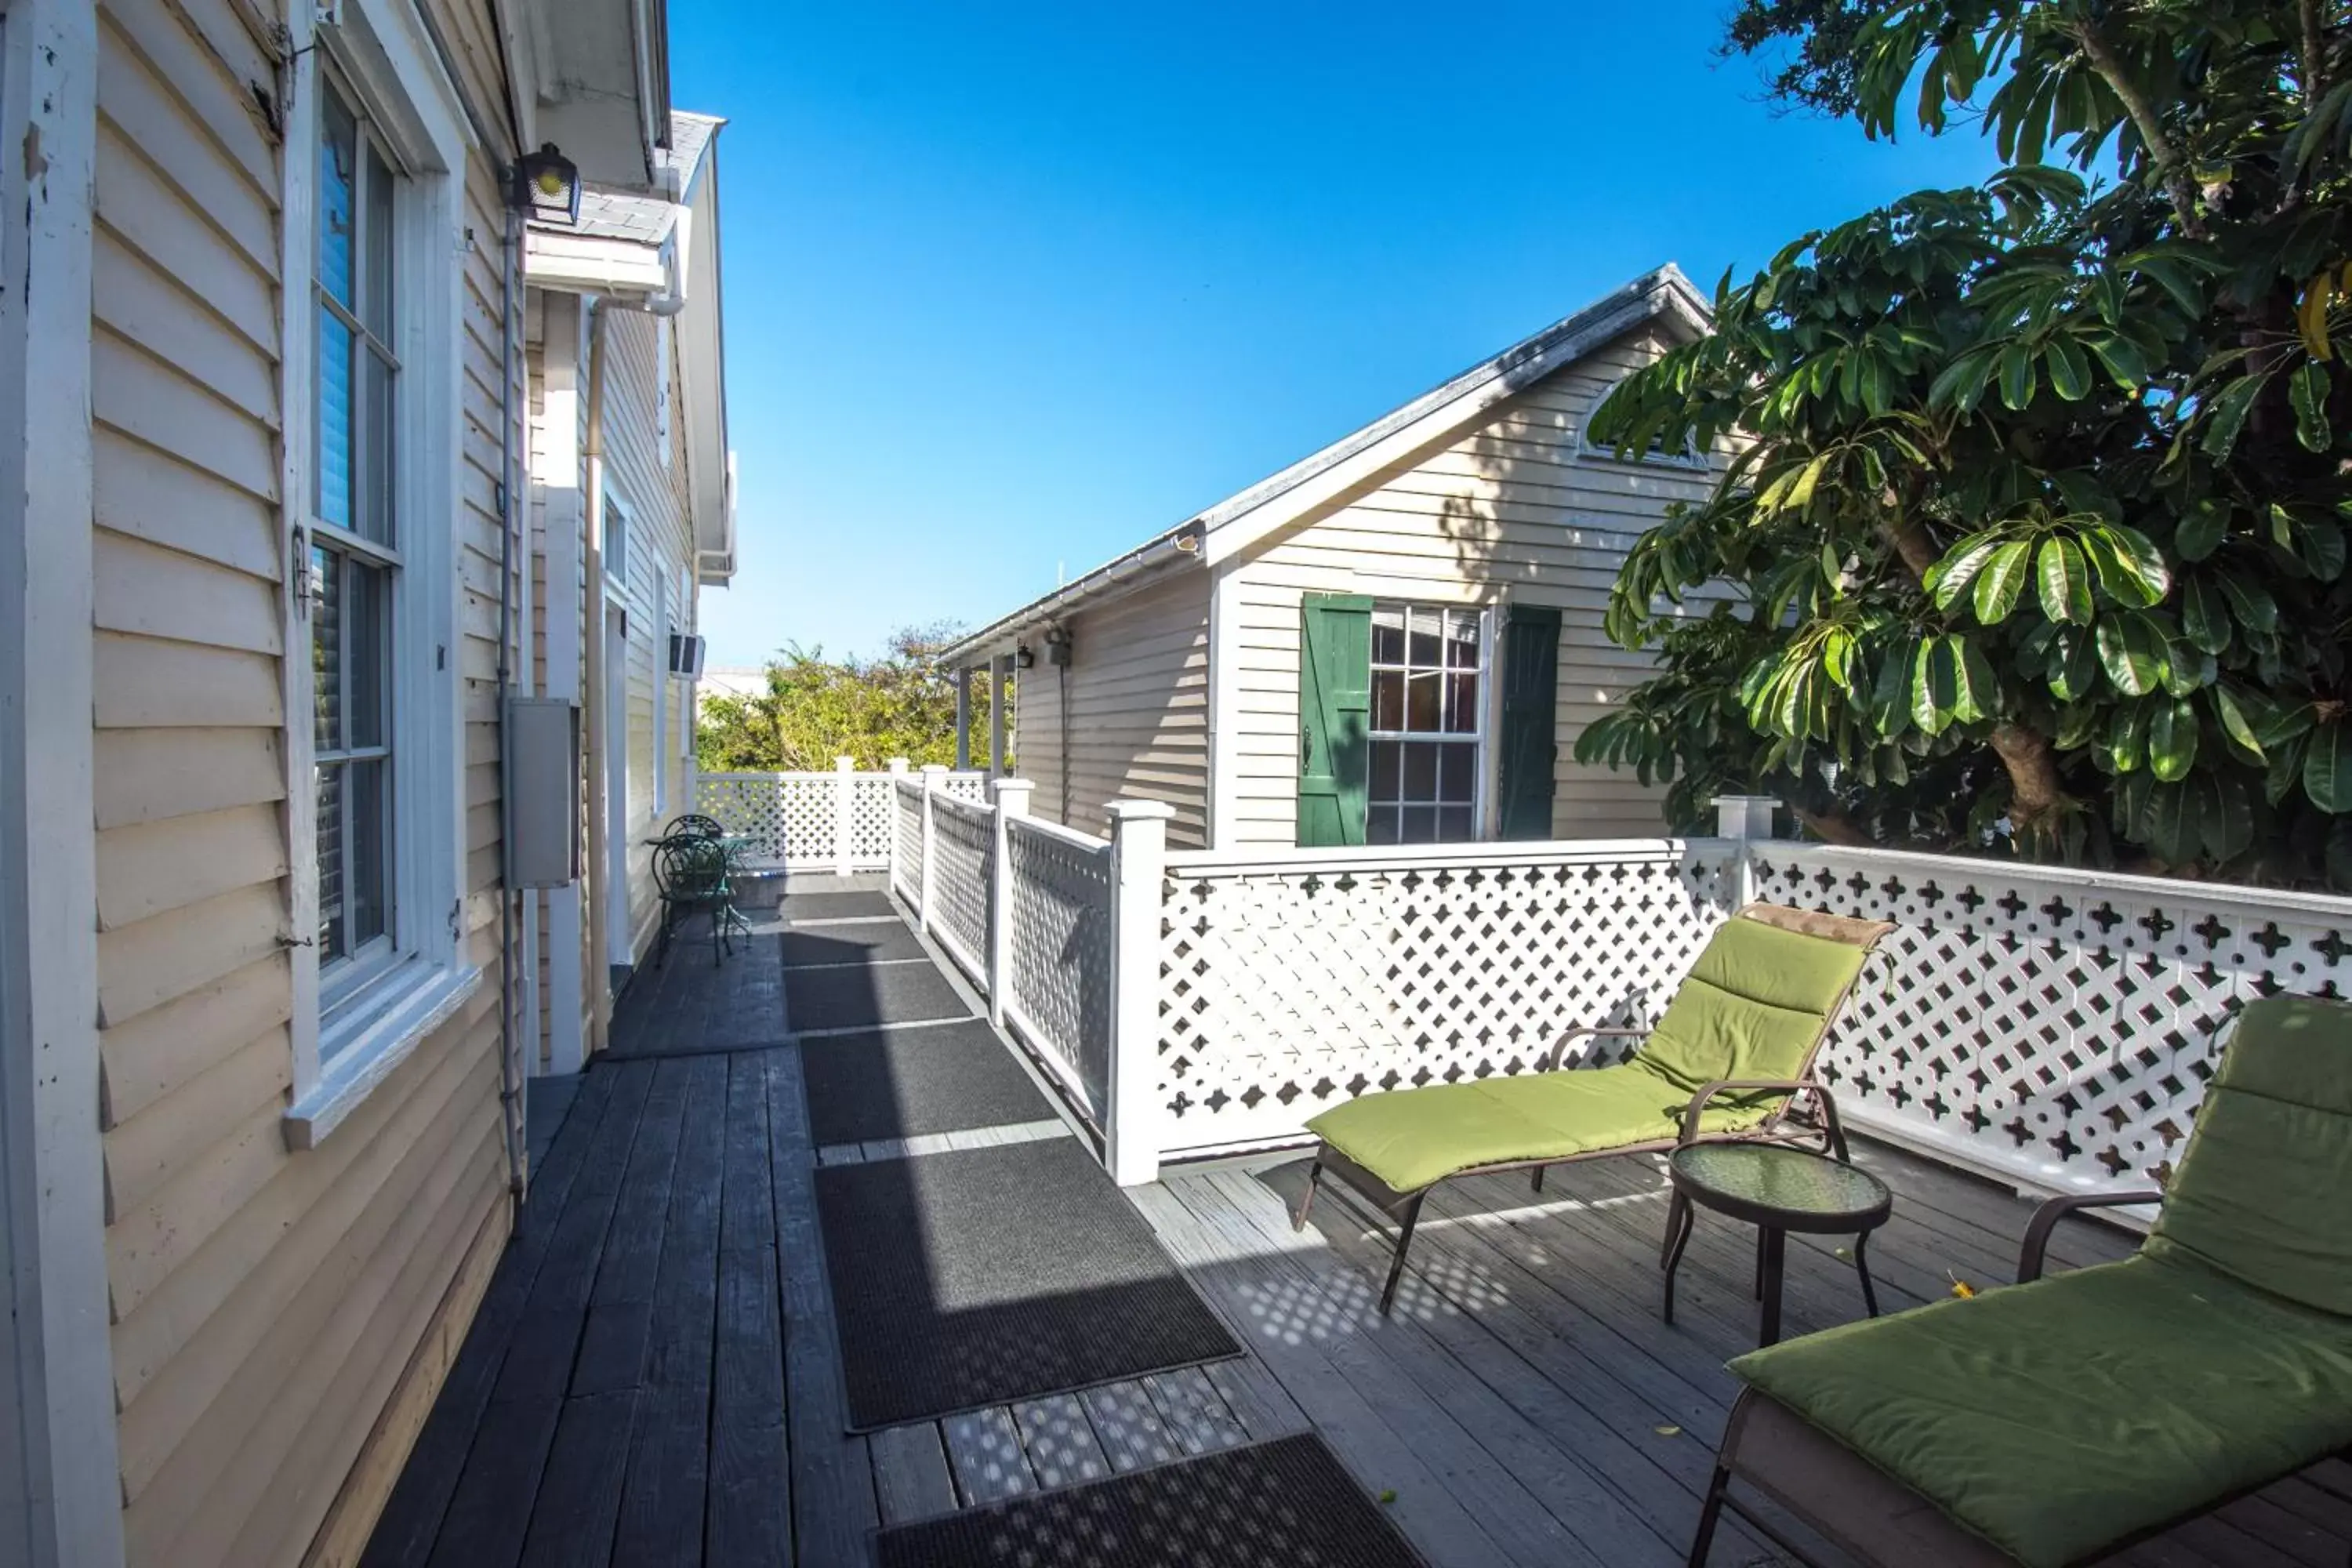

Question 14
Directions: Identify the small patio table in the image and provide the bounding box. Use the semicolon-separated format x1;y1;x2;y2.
1663;1142;1892;1347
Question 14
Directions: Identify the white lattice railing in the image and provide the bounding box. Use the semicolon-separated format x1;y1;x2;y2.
693;763;988;874
1000;815;1118;1123
1155;841;1743;1159
1749;843;2352;1196
927;793;994;982
891;778;925;906
882;782;2352;1200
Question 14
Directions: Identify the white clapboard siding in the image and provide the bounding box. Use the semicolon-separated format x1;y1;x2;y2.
85;4;521;1566
1223;325;1724;844
1016;566;1212;848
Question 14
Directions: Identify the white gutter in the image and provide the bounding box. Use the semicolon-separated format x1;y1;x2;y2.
942;524;1203;665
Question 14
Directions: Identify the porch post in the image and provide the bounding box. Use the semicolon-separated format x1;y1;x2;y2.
886;757;909;890
987;777;1032;1025
953;667;972;771
920;763;947;933
1104;799;1175;1186
988;653;1011;777
1712;794;1780;909
833;754;855;878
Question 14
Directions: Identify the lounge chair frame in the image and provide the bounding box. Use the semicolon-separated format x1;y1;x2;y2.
1291;903;1894;1316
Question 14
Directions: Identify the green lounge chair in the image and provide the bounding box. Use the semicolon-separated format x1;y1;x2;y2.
1294;902;1895;1315
1689;993;2352;1568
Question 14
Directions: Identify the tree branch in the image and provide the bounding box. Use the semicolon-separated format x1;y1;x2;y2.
1793;806;1879;848
2303;0;2328;106
2071;19;2205;238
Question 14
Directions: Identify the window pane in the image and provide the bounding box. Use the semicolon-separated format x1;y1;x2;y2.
1371;670;1403;731
1437;743;1478;804
1437;807;1475;844
1371;608;1404;666
362;140;395;339
1367;806;1399;845
317;308;354;529
347;557;387;749
317;764;346;958
1402;742;1438;801
359;344;395;545
1399;806;1438;844
1405;670;1439;732
1444;672;1479;734
1407;609;1439;669
1447;609;1481;666
1369;740;1401;804
312;545;342;750
319;87;356;306
347;758;388;949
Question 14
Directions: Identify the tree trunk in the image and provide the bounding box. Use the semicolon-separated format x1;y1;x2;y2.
1988;723;2070;839
1793;806;1878;848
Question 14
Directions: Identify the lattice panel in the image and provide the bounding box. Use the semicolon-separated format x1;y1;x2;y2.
695;775;781;857
1004;818;1116;1121
1155;848;1742;1156
1751;844;2352;1193
928;793;994;979
848;776;897;866
891;779;925;906
941;772;990;805
693;773;833;864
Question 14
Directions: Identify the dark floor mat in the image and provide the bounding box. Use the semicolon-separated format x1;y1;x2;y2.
874;1434;1425;1567
801;1020;1053;1145
606;934;787;1055
779;923;927;969
815;1137;1240;1429
779;889;898;923
786;961;970;1033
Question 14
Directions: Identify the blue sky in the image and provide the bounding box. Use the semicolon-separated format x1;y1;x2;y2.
671;2;1995;668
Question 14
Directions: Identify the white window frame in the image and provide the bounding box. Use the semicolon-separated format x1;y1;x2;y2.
602;483;633;606
282;0;480;1147
653;561;671;814
1577;375;1708;469
1365;601;1489;845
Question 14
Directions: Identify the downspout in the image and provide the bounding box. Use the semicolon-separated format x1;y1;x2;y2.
495;204;526;1204
583;302;615;1053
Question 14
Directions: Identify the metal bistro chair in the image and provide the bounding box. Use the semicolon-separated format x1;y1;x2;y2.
653;814;754;942
652;833;735;967
664;812;725;840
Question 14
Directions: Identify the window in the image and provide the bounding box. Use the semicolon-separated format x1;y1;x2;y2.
604;491;629;590
1367;604;1485;844
312;71;402;1000
1577;377;1707;467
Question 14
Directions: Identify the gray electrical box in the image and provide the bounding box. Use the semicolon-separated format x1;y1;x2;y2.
504;696;583;888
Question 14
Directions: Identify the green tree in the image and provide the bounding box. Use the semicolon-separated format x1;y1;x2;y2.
695;622;1004;772
1581;0;2352;883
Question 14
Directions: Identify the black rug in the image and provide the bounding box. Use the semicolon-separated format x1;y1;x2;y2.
815;1138;1240;1429
786;962;971;1033
874;1434;1426;1567
801;1020;1054;1145
778;922;928;969
778;889;898;923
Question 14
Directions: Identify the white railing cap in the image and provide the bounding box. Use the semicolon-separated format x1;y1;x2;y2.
1105;799;1178;822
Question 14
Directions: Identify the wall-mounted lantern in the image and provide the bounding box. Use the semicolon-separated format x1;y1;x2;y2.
512;143;582;224
1014;644;1036;670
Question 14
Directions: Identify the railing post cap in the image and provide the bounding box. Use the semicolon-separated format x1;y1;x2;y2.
1105;798;1178;822
887;757;910;774
920;762;949;778
835;754;855;769
991;777;1034;797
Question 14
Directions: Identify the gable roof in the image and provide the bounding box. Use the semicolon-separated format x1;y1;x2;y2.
942;263;1712;666
565;111;724;245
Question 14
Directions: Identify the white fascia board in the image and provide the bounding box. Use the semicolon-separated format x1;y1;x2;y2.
523;230;668;294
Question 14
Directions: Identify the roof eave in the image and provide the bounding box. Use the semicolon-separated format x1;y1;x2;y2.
940;526;1205;666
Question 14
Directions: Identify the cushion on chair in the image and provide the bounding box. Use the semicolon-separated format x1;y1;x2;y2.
1730;1254;2352;1568
1304;911;1874;1195
1305;1060;1768;1195
2142;994;2352;1316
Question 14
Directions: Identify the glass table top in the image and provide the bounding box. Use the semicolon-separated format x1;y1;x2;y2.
1668;1142;1890;1219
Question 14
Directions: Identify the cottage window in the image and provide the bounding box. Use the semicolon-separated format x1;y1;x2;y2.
1577;376;1707;468
1367;604;1484;844
312;72;402;1000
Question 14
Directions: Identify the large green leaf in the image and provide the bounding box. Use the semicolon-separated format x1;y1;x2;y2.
2148;698;2198;782
2210;686;2266;761
2174;502;2228;561
2179;578;2231;653
2045;336;2092;400
2046;625;2098;702
2291;361;2332;452
2216;572;2280;633
2091;525;2169;604
2199;374;2264;460
1972;539;2033;622
2139;780;2205;866
2296;517;2347;582
1910;637;1959;736
1997;341;2038;409
2036;537;2092;623
1926;532;2005;607
2307;723;2352;812
2201;775;2256;864
2094;614;2164;695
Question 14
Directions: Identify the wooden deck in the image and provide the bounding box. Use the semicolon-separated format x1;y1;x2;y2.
362;887;2351;1568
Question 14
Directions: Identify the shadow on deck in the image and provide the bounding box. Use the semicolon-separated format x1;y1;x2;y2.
358;879;2350;1568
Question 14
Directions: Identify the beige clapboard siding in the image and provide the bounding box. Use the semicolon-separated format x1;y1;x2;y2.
87;5;518;1565
1222;326;1717;846
1018;567;1211;848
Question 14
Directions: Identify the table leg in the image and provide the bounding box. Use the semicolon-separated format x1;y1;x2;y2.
1759;1228;1787;1346
1753;1227;1766;1301
1661;1196;1696;1327
1853;1229;1882;1319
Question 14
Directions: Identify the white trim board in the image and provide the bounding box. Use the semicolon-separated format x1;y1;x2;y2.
0;5;124;1563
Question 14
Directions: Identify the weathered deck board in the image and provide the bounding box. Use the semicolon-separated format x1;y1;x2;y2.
367;902;2334;1568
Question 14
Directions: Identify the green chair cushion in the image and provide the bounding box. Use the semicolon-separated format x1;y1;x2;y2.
1636;918;1871;1093
1304;1060;1767;1194
2146;994;2352;1316
1730;1255;2352;1568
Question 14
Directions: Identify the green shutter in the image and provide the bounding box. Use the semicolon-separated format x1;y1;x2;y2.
1296;593;1372;847
1497;604;1561;840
